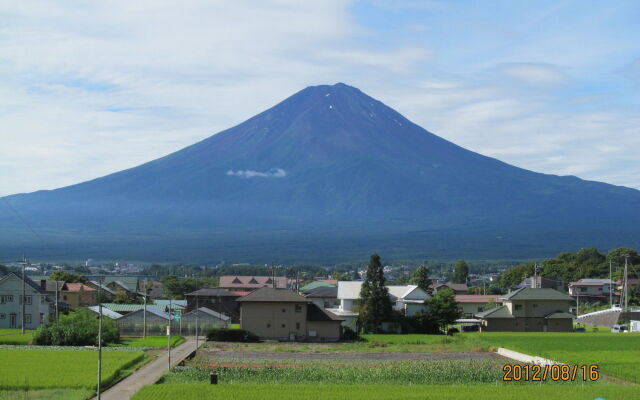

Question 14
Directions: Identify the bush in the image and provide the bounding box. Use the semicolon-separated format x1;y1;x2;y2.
206;328;259;342
341;326;360;341
446;327;460;335
33;308;119;346
407;312;442;334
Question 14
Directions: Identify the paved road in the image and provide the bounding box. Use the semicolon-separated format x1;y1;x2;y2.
202;350;502;361
96;336;202;400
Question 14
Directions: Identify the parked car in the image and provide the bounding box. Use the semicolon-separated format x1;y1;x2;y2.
611;324;628;333
574;326;586;333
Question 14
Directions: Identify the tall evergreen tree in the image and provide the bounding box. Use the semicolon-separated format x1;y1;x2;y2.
411;265;432;293
358;253;392;333
425;288;462;331
452;259;469;284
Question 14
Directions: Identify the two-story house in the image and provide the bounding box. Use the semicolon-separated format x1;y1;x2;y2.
237;287;343;341
0;273;54;329
456;295;502;318
568;279;616;303
328;281;430;330
475;288;574;332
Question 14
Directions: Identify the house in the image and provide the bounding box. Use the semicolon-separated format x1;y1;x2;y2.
219;276;288;291
430;282;468;295
184;288;242;323
518;276;564;291
138;280;164;299
61;283;97;308
475;288;574;332
456;295;502;318
86;280;117;302
304;286;339;309
568;279;615;303
0;272;54;329
115;306;172;335
328;281;430;330
153;299;187;314
180;307;230;335
237;287;343;341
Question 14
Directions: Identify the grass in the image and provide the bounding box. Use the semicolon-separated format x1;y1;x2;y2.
473;332;640;383
0;348;145;390
0;388;93;400
0;329;33;345
230;324;240;329
132;384;638;400
164;359;507;385
110;336;185;348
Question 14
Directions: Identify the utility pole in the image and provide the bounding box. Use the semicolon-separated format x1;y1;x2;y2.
609;259;613;308
533;262;540;289
143;279;147;338
168;298;172;371
624;255;630;310
20;255;27;334
195;295;199;350
97;277;103;400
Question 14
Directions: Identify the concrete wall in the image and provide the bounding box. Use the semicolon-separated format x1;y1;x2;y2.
241;302;308;340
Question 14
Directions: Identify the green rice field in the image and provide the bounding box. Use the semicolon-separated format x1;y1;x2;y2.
0;388;93;400
0;348;145;390
164;359;507;385
0;329;33;345
131;383;638;400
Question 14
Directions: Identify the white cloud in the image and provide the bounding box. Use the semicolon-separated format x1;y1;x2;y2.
227;169;287;178
500;63;569;86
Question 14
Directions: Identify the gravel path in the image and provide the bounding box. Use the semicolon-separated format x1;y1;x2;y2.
202;350;502;361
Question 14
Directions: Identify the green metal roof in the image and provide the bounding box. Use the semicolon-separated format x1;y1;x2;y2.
100;303;146;312
300;281;336;292
502;288;573;302
475;305;514;319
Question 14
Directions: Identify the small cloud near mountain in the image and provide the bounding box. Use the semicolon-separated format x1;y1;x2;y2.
226;168;287;178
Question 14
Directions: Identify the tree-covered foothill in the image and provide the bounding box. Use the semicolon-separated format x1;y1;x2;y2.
495;247;640;293
34;308;119;346
357;253;393;333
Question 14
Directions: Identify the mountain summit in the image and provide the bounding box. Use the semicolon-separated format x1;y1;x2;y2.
2;83;639;262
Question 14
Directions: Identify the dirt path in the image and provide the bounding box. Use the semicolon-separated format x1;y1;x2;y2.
96;337;201;400
201;350;503;361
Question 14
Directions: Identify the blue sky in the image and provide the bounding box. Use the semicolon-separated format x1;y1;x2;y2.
1;0;639;195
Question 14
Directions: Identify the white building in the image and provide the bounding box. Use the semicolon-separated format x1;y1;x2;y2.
327;281;430;330
0;273;54;329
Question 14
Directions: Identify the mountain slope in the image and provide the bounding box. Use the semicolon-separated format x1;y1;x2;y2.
1;83;639;262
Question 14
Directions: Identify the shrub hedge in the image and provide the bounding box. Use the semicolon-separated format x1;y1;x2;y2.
206;328;259;342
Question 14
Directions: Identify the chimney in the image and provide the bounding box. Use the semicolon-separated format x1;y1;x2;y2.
40;279;47;291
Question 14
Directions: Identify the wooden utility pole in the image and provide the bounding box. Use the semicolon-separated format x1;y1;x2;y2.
20;255;27;334
97;276;103;400
143;279;147;338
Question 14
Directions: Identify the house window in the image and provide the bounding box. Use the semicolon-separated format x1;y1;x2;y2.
20;296;32;305
477;307;484;312
63;295;67;301
25;314;32;323
1;295;14;303
266;323;271;328
282;308;286;313
295;304;302;313
532;304;538;308
580;287;587;292
296;322;300;329
40;296;46;304
39;313;44;324
281;324;286;328
514;304;522;311
0;313;5;319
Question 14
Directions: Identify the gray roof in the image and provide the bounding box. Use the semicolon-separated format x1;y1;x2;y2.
1;272;47;294
88;306;123;319
117;306;172;320
236;287;311;303
304;286;338;299
185;307;230;321
502;288;573;301
185;288;240;297
307;303;344;321
475;305;514;319
88;281;117;295
545;311;575;319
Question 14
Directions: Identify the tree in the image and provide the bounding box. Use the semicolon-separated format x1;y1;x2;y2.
411;265;432;293
50;270;86;283
357;253;392;333
452;260;469;284
34;308;119;346
113;288;137;304
425;288;461;331
330;272;352;281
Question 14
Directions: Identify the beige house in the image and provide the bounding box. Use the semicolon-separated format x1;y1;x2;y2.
568;279;615;303
476;288;574;332
456;295;502;318
237;287;343;341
